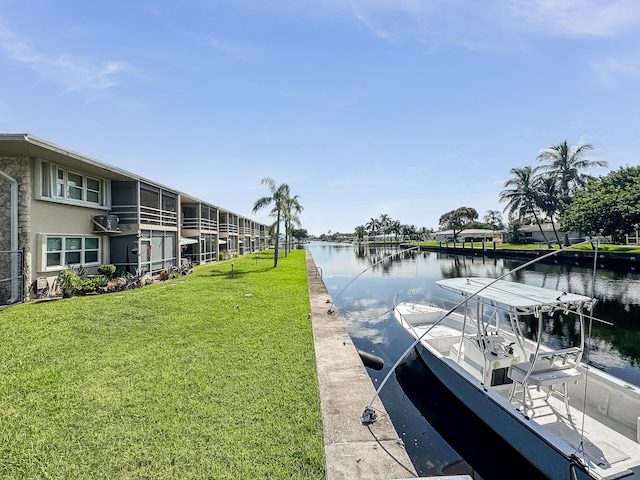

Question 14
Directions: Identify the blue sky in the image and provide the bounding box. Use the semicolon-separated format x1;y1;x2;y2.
1;1;639;236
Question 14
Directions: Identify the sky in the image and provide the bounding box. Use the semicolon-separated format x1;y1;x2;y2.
1;0;639;236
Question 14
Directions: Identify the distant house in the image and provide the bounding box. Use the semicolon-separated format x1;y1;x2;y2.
434;229;504;243
0;134;268;304
515;224;581;245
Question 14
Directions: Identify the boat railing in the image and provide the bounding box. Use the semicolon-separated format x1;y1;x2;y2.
530;346;582;369
508;345;584;417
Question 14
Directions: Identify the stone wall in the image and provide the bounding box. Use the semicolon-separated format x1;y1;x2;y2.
0;155;32;299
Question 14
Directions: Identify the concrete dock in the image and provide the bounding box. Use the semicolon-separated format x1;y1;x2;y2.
306;251;419;479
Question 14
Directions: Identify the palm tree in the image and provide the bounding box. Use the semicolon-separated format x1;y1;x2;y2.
536;174;563;246
379;213;391;245
537;141;607;206
253;178;289;267
284;194;303;256
499;166;552;248
403;224;417;243
354;225;366;242
389;219;402;244
418;226;432;242
483;210;503;232
365;217;380;242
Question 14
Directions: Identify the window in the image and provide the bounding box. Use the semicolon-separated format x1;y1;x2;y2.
85;237;99;263
39;161;106;207
45;236;101;269
87;178;101;203
67;172;84;200
46;237;62;267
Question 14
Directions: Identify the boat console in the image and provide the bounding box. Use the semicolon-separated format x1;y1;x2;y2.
450;333;519;387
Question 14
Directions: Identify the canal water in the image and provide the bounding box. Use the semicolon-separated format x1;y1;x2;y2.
306;241;640;478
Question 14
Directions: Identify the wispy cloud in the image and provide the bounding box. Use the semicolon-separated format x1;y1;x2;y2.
591;54;640;83
291;0;640;47
0;20;130;93
207;37;252;60
504;0;640;37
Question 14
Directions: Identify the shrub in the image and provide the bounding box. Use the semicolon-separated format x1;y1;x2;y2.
57;269;81;298
97;264;117;279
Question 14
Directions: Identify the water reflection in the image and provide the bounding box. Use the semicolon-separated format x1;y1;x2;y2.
308;241;640;477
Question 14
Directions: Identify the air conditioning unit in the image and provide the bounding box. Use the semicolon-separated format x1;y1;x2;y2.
93;214;120;232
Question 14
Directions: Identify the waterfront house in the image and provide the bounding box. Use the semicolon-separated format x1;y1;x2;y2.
434;229;503;244
0;134;268;304
515;223;581;245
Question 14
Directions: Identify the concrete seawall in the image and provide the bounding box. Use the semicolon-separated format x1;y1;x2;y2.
306;251;418;479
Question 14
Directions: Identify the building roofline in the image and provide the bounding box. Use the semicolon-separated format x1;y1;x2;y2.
0;134;267;229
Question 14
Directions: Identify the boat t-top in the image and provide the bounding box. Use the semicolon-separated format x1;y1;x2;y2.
393;276;640;480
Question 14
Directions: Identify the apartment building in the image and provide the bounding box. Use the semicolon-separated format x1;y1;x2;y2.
0;134;268;304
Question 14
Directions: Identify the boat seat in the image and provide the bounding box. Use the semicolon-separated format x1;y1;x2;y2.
508;360;582;417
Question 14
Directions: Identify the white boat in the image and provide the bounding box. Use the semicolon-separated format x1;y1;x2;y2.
394;277;640;480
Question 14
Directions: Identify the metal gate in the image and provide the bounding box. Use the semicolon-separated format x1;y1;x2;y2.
0;250;24;305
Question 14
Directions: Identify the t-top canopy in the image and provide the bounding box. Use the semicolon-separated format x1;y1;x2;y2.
436;277;595;314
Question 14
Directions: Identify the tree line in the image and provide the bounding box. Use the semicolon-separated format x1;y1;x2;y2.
347;140;640;246
498;140;640;245
255;141;640;259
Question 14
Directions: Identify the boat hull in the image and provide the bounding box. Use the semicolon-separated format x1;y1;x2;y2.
412;341;605;480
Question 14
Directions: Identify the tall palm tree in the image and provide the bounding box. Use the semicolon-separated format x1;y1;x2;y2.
499;166;552;248
537;174;563;246
253;177;289;267
379;213;391;245
284;194;303;256
418;226;432;242
354;225;366;242
389;219;402;244
365;217;380;242
483;210;503;232
537;141;607;206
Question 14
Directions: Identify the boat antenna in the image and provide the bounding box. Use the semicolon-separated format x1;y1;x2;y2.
572;239;601;464
361;239;594;425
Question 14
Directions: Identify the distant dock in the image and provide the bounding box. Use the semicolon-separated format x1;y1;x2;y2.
400;243;640;271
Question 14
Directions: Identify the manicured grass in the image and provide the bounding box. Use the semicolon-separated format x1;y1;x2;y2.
0;250;325;479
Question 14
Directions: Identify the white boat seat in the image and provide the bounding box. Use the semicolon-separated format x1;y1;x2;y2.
508;361;582;388
508;360;582;417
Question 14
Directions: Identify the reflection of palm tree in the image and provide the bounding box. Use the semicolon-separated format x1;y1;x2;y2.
499;166;552;248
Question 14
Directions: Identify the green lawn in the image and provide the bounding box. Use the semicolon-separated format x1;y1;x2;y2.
0;250;325;479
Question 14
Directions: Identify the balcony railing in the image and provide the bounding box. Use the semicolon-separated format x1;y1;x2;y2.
110;205;177;227
219;223;239;234
182;217;218;231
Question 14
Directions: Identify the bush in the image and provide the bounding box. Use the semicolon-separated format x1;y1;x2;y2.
97;264;117;279
57;269;81;298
